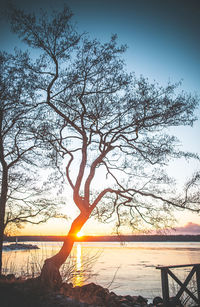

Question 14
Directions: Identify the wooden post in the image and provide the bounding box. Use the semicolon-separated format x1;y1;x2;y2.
196;264;200;304
161;268;169;306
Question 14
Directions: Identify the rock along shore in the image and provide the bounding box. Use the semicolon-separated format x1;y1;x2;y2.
0;274;183;307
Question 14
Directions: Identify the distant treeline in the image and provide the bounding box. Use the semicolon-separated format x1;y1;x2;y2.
4;235;200;242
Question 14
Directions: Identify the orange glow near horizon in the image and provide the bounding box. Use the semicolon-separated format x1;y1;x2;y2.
11;210;200;237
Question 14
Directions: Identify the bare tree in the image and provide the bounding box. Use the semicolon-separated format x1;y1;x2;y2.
8;6;200;287
4;188;67;237
0;51;67;274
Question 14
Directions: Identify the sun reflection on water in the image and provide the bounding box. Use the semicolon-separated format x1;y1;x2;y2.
76;243;82;271
73;243;84;287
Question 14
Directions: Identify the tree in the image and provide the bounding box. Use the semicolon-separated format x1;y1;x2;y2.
8;6;200;287
0;50;67;274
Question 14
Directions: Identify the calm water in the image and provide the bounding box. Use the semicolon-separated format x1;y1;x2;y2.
2;241;200;299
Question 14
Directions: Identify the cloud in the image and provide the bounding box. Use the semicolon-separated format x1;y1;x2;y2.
173;222;200;235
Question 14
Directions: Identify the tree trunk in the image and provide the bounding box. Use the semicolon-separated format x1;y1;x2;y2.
39;210;90;289
0;108;8;274
0;169;8;275
0;201;5;275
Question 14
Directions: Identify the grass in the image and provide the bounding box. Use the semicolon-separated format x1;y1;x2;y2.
2;242;100;286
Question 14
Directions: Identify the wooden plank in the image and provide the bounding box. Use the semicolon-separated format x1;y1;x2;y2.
161;268;169;306
168;267;198;304
156;263;200;270
157;263;200;305
195;264;200;304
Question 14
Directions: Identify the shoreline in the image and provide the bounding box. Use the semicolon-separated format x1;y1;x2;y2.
0;274;166;307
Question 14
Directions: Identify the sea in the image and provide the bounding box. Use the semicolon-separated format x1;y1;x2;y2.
2;241;200;300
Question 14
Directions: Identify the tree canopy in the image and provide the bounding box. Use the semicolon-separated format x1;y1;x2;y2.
1;4;199;286
0;47;67;273
8;7;200;231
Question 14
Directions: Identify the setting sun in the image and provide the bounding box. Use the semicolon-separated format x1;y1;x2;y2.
76;231;84;238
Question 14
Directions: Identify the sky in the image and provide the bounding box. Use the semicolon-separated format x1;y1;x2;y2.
0;0;200;236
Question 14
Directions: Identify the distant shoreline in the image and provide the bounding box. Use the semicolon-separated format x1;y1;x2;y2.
4;234;200;243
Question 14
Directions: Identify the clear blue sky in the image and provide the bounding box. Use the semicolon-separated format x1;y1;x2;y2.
1;0;199;146
0;0;200;234
1;0;200;93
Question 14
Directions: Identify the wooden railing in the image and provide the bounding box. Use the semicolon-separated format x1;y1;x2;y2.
156;263;200;306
